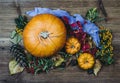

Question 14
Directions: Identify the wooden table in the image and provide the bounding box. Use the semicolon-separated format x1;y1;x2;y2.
0;0;120;83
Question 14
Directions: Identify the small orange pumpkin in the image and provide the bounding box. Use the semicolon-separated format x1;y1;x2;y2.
65;37;81;54
23;14;66;57
78;53;94;70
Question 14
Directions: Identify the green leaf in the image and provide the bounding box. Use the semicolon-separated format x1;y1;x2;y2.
43;65;48;71
40;59;44;65
107;57;114;65
10;34;22;44
10;30;17;39
35;68;42;75
15;15;28;29
85;8;100;22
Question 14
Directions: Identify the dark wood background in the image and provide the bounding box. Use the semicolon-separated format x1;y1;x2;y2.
0;0;120;83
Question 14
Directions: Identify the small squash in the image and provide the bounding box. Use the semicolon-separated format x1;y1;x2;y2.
78;53;94;70
23;14;66;57
65;37;81;54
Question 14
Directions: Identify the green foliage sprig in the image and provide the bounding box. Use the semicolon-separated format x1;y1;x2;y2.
27;55;54;74
86;8;104;22
15;15;28;29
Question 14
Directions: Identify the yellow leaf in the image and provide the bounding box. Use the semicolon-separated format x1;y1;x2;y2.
9;59;24;75
55;58;64;67
93;59;102;76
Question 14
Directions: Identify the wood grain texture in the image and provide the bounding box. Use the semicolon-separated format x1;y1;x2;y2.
0;0;120;83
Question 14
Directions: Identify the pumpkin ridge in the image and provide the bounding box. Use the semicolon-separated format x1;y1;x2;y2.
47;15;56;30
49;32;66;38
28;40;40;54
39;36;47;46
24;33;38;52
47;37;57;51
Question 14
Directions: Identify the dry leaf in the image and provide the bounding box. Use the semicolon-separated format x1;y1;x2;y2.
9;59;24;75
93;59;102;76
55;57;64;67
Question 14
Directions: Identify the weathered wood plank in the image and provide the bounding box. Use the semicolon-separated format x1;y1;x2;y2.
0;0;120;7
0;67;120;83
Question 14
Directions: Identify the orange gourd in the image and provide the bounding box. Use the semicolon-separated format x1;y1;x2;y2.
23;14;66;57
78;53;94;70
65;37;81;54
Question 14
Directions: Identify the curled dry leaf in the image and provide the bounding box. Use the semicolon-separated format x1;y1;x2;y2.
52;54;65;67
54;58;64;67
93;59;102;76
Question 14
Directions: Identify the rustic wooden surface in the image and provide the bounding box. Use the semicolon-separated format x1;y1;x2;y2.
0;0;120;83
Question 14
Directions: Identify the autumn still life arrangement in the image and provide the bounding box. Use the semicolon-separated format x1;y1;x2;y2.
9;6;114;76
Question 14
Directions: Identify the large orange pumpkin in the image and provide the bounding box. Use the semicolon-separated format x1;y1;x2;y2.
23;14;66;57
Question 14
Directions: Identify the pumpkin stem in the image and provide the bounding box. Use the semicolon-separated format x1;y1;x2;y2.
40;32;49;39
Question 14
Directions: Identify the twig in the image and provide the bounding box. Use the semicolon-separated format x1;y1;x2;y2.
97;0;108;21
14;0;21;16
